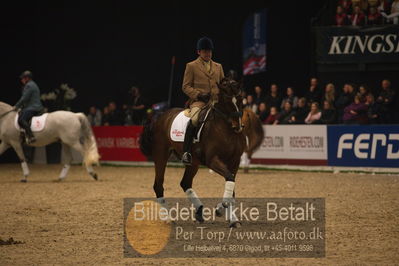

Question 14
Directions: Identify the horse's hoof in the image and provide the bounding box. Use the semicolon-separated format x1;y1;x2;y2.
195;206;204;223
20;179;27;183
229;221;241;228
91;173;98;181
215;207;224;217
54;178;64;182
243;167;249;174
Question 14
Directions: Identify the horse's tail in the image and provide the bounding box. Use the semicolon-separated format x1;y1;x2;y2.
244;109;264;157
139;118;155;158
77;113;100;167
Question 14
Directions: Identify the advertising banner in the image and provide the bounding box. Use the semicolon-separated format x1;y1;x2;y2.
327;125;399;167
314;25;399;64
93;126;147;162
251;125;327;165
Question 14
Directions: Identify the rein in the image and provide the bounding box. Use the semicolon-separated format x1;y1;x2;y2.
211;103;243;133
212;106;242;120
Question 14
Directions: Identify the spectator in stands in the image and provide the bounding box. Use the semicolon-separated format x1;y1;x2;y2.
257;102;269;121
280;87;298;109
353;0;369;12
290;97;308;124
366;93;382;124
358;85;369;102
265;84;282;110
339;0;353;13
305;78;322;106
305;102;322;124
102;106;109;125
368;6;383;25
322;83;336;105
276;101;294;124
254;85;265;106
128;86;147;125
87;106;102;126
376;79;396;123
377;0;391;13
320;100;337;124
335;84;355;123
368;0;379;8
350;6;366;26
245;95;258;113
106;101;123;126
381;0;399;24
336;5;350;26
264;106;279;125
348;83;357;95
343;95;368;124
241;90;248;106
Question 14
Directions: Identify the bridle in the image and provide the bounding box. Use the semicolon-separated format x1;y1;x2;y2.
211;89;244;133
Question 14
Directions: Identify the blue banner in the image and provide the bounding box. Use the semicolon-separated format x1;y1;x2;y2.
327;125;399;167
242;9;267;76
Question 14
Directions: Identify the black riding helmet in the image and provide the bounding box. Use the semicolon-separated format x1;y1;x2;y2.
196;37;214;50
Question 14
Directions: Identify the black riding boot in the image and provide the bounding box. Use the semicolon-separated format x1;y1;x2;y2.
182;121;196;165
21;120;36;144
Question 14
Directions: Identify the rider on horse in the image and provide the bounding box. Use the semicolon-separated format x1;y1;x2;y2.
14;70;44;144
181;37;225;165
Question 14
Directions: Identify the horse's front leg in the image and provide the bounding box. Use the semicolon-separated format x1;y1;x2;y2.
10;141;29;183
180;161;204;223
208;156;240;228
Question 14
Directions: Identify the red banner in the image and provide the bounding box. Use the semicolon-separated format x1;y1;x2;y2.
92;126;147;162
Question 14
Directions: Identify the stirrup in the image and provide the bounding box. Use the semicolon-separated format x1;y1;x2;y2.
182;152;192;165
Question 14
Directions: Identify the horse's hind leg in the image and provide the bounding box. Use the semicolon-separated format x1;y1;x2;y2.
180;162;204;222
58;143;72;181
152;148;169;208
10;141;29;183
0;141;10;156
69;142;98;180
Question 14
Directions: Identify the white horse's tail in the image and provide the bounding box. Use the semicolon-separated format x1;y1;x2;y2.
77;113;100;167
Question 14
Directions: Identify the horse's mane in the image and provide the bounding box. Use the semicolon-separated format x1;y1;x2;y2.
0;102;12;113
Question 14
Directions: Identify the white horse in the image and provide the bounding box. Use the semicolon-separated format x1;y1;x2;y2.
0;101;100;182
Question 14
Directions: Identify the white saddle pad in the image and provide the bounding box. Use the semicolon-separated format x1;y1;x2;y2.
15;113;48;132
170;110;210;142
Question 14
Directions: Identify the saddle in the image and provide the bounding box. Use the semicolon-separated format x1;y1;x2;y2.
15;112;48;132
170;107;211;142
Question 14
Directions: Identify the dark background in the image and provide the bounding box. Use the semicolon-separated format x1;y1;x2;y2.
1;1;333;111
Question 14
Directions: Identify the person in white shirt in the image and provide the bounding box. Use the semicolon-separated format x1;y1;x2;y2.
381;0;399;24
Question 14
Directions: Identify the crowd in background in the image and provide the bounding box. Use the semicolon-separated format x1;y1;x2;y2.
243;78;397;125
335;0;399;26
86;78;397;127
86;86;150;126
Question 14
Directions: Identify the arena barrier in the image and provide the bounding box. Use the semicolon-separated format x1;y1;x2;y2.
93;126;146;163
251;125;399;170
251;125;328;166
31;125;398;171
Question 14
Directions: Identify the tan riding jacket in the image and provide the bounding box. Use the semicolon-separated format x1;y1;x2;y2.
182;57;224;107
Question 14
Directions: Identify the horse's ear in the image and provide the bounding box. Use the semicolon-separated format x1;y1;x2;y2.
217;78;227;90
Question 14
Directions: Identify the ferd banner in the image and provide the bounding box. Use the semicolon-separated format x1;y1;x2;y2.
314;25;399;64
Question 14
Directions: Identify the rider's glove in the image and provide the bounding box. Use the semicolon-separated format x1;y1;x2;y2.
197;93;210;103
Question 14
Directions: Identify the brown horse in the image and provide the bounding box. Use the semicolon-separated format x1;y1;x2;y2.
241;108;264;172
140;78;245;227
